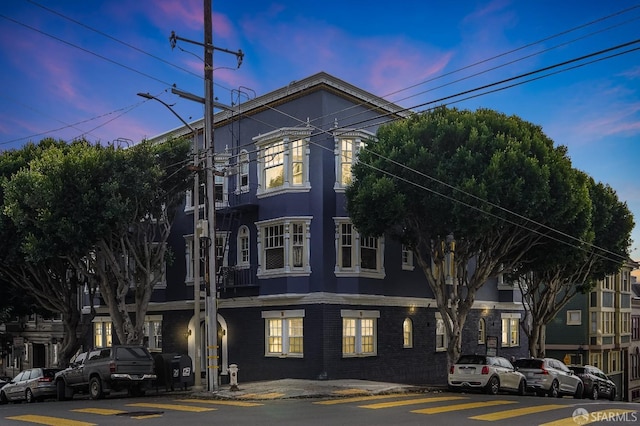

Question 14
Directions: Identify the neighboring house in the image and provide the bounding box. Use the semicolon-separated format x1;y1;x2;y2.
4;73;527;384
630;277;640;402
546;259;638;401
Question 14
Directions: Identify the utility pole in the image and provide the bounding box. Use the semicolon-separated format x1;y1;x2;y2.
169;1;242;393
203;0;217;392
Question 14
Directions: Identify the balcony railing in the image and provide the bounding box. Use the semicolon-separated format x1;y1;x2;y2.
218;265;258;290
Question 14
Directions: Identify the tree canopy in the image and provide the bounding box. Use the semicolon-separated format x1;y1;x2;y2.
0;137;192;363
346;106;607;366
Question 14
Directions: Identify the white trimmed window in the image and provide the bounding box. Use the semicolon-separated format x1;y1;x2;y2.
237;225;250;268
334;218;385;279
590;352;602;369
254;128;311;197
567;310;582;325
403;318;413;348
256;217;312;278
143;315;163;352
184;184;205;213
237;149;249;193
262;310;305;358
341;310;379;357
333;130;373;190
478;318;486;344
501;313;521;347
435;312;447;351
402;245;414;271
93;318;113;347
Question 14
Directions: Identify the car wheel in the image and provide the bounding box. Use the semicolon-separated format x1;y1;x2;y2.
56;380;68;401
548;380;560;398
517;379;526;396
609;389;616;401
25;388;34;403
591;386;598;400
89;377;104;400
573;382;583;399
485;376;500;395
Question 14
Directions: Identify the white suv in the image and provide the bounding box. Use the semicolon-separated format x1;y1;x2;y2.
513;357;583;398
448;354;527;395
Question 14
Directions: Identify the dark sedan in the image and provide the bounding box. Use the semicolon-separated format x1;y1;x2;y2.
569;365;616;400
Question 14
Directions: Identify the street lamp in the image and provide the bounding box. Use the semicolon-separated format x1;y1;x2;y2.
137;92;203;391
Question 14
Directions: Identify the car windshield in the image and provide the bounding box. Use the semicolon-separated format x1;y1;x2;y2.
456;355;486;365
514;359;543;369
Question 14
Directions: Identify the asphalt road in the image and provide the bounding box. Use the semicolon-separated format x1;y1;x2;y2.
1;391;639;426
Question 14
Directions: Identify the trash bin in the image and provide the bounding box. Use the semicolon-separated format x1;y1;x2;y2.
153;353;178;391
171;354;194;390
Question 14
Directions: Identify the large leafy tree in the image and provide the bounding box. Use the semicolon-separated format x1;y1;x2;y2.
346;106;589;367
513;176;634;357
0;139;98;365
3;137;192;352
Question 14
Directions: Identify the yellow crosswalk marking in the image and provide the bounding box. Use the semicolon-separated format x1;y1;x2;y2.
333;388;369;395
470;404;566;421
127;402;216;412
72;408;126;415
6;415;96;426
412;400;516;414
361;396;467;409
175;398;263;407
315;394;418;405
236;392;285;399
539;409;638;426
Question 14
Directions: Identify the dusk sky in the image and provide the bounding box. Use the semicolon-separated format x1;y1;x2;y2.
1;1;639;264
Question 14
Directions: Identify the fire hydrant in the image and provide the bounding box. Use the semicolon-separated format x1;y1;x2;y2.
229;364;239;391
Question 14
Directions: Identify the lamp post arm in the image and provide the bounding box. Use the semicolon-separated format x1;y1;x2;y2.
137;92;196;132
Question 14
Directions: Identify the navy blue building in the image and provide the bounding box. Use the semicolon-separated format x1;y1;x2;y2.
87;72;528;385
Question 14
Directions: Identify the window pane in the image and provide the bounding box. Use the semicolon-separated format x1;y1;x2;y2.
292;223;304;267
264;225;284;269
291;139;304;185
340;139;353;185
268;319;283;353
361;319;374;353
343;319;356;354
360;236;377;270
264;142;285;188
341;223;353;268
288;318;304;354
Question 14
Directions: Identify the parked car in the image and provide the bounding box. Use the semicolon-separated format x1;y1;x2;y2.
568;365;616;400
0;376;10;389
514;358;583;398
448;354;527;395
55;345;157;400
0;368;60;403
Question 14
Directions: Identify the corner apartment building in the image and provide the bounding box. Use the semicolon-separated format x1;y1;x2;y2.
2;73;528;384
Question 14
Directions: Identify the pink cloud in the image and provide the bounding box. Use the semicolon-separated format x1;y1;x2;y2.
462;0;512;25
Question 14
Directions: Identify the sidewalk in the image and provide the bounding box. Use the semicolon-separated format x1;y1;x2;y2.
188;379;444;400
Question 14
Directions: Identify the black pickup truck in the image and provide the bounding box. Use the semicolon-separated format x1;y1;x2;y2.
55;345;157;400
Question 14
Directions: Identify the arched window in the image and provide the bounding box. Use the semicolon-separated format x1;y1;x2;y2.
403;318;413;348
237;225;250;268
478;318;486;344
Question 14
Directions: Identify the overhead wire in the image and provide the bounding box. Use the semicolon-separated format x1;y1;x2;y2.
2;4;636;264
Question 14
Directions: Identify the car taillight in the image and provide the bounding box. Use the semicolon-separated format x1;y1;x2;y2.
481;366;489;375
540;366;549;375
449;366;455;374
109;361;116;373
38;377;52;383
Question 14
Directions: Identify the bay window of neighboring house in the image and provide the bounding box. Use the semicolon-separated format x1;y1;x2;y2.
256;217;312;278
333;130;374;190
334;218;385;279
342;310;379;357
254;128;311;197
262;310;305;358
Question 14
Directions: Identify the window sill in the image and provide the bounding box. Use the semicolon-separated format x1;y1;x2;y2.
258;269;311;279
342;353;377;358
265;353;304;359
257;186;311;199
335;270;385;279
